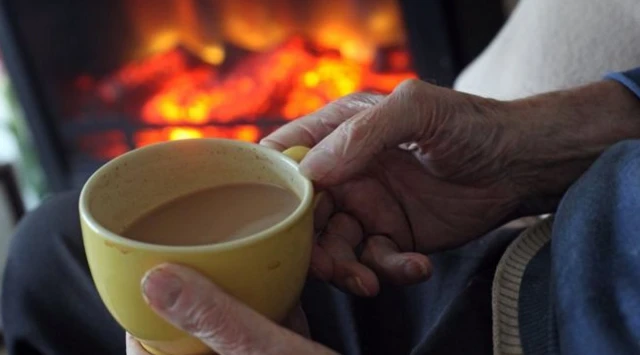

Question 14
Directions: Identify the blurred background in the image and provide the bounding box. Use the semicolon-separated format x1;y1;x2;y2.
0;0;518;348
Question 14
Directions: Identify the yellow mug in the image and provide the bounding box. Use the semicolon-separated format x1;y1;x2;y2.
79;139;313;355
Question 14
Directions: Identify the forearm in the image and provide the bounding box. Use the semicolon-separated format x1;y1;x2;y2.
504;80;640;210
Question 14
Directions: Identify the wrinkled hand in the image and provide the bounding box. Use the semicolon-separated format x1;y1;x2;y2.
127;264;336;355
262;79;526;296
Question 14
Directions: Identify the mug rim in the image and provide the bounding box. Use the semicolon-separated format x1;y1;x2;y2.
79;138;314;253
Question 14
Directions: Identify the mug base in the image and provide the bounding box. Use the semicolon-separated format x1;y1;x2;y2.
141;342;170;355
140;341;214;355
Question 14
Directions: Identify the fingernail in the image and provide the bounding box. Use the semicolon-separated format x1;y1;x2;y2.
404;260;430;280
300;148;337;181
346;277;370;297
142;268;183;309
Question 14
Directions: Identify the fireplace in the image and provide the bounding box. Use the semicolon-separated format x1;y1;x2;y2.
0;0;506;191
73;0;417;153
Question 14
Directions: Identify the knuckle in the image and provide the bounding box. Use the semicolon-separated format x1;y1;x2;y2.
342;113;376;143
335;92;382;111
317;112;336;131
390;79;433;138
328;213;362;236
182;302;220;335
337;118;356;139
295;123;318;144
393;79;430;109
345;92;377;104
395;78;424;95
183;300;250;351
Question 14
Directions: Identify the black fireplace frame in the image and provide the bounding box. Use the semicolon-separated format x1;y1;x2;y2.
0;0;506;193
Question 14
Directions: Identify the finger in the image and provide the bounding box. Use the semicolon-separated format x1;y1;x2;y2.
331;260;379;297
260;93;384;150
299;79;440;185
310;243;333;281
318;213;379;296
310;193;335;281
325;213;362;248
142;264;336;355
313;192;334;232
330;179;414;251
126;333;151;355
360;235;432;285
282;304;310;339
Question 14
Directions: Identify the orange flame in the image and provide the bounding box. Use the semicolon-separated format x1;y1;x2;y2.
135;125;261;149
79;0;416;157
139;38;415;126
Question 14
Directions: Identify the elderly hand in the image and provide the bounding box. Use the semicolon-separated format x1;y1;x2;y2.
262;78;640;296
126;78;640;354
261;79;523;296
127;264;336;355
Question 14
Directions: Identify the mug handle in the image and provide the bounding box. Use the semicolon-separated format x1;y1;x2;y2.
281;146;327;209
281;146;311;164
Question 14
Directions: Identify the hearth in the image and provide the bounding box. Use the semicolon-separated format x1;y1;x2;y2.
0;0;505;191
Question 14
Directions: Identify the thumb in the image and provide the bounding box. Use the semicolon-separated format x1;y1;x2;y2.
300;79;443;185
141;264;335;355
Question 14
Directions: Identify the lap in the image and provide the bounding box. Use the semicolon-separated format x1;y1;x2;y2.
1;193;521;355
8;140;640;355
1;190;125;355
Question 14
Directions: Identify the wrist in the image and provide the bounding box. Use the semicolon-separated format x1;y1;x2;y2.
501;80;640;212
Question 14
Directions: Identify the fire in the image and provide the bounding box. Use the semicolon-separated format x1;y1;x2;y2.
78;0;415;158
169;128;203;141
137;37;414;126
133;125;261;149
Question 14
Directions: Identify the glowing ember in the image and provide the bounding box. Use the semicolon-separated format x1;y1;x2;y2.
83;37;414;153
77;0;416;158
136;37;415;126
134;125;261;148
169;127;203;140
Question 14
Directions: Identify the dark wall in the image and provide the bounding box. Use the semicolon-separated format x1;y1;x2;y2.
445;0;506;70
8;0;133;80
401;0;506;86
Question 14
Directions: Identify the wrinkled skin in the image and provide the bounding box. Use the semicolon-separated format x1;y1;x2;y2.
262;79;525;296
126;78;640;354
128;265;335;355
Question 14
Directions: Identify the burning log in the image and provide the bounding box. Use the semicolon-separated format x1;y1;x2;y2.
77;36;416;134
94;45;214;105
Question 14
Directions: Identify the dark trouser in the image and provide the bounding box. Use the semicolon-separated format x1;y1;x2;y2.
1;187;522;355
1;193;520;355
8;140;640;355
